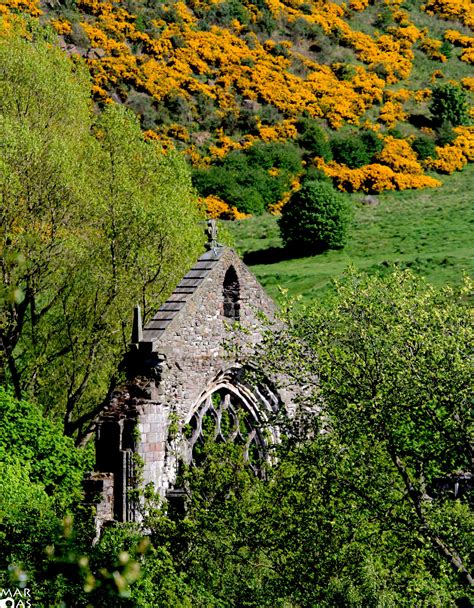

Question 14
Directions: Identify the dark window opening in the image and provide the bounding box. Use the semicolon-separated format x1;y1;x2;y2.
223;266;240;321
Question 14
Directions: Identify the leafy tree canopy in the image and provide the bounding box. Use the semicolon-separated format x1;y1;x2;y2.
279;180;352;254
0;31;204;441
252;269;473;603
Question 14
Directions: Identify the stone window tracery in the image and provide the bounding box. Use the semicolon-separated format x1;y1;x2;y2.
184;388;264;473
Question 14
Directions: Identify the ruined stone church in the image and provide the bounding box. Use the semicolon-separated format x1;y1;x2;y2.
86;225;290;527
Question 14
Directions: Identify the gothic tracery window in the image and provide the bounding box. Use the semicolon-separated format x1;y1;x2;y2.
184;388;264;473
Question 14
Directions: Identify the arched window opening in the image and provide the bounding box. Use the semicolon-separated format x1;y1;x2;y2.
223;266;240;321
184;388;264;475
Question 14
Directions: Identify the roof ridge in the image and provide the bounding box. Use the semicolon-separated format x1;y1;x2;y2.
139;247;226;349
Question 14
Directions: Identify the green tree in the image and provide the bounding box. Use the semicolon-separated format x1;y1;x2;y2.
0;32;203;441
0;31;93;398
278;180;352;253
253;270;473;603
430;83;469;127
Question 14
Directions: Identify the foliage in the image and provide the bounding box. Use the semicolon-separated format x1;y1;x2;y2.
296;118;332;160
278;180;352;253
0;388;89;603
193;142;302;214
103;273;473;606
0;32;203;440
143;441;269;607
0;389;155;606
412;134;437;159
249;269;474;604
0;387;91;510
316;133;443;193
2;0;474;211
331;131;372;168
430;83;469;127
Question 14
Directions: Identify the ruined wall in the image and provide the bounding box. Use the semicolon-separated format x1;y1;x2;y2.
134;248;278;495
88;247;287;520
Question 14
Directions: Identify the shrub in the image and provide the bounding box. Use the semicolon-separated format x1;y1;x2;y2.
331;133;371;168
0;387;91;511
429;83;468;127
193;165;266;215
198;0;250;27
278;180;352;253
245;141;302;173
412;135;437;159
193;142;302;214
297;118;332;160
359;130;384;158
436;120;457;146
440;40;452;59
302;165;332;183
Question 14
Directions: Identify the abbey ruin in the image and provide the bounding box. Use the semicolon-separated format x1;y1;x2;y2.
85;227;291;527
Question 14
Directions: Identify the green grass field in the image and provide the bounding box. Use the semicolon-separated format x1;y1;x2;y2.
227;164;473;303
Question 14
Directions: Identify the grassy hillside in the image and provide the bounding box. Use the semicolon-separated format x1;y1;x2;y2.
1;0;472;217
1;0;472;293
228;163;473;302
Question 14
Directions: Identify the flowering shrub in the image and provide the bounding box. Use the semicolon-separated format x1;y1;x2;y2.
426;126;474;172
431;69;444;80
443;30;474;64
379;100;407;127
423;0;474;28
317;159;441;192
51;18;72;35
316;132;443;194
377;136;424;173
425;145;467;173
202;195;249;219
349;0;370;11
452;126;474;159
0;0;41;16
414;88;432;102
461;77;474;91
419;37;447;62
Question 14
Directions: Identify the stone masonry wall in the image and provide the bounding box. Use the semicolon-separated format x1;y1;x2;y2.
134;248;278;496
89;247;287;519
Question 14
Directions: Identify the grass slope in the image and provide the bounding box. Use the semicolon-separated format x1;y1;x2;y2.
228;165;473;303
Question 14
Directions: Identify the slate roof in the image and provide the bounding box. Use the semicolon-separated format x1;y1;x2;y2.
140;247;225;348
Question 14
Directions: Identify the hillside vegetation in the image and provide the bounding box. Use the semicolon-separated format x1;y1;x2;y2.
1;0;473;217
229;163;474;301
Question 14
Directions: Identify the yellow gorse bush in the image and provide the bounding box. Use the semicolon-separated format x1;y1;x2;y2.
202;195;250;219
425;127;474;173
423;0;474;28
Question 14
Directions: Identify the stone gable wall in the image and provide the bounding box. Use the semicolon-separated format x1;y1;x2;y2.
135;248;278;494
89;247;285;519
